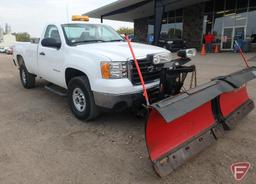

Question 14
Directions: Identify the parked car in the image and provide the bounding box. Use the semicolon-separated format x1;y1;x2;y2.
0;47;6;53
5;47;13;55
158;39;186;52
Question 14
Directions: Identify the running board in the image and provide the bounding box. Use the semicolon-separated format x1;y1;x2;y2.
44;83;67;97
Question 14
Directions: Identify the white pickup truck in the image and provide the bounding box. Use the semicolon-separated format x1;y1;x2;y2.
13;21;178;120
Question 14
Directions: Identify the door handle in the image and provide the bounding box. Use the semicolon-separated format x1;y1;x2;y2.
39;52;45;56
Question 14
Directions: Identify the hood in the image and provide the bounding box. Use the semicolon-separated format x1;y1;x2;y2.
75;42;170;61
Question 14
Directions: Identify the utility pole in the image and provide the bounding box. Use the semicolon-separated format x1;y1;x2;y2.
0;25;3;42
5;23;11;34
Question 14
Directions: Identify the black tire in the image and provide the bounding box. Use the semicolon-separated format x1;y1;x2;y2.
68;76;99;120
19;64;36;89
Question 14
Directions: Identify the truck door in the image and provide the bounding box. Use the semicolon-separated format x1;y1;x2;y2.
38;25;66;87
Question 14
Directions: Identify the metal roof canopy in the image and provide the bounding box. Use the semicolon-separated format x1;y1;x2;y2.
84;0;210;22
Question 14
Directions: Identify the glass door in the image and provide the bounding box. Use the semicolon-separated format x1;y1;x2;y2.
234;27;245;40
234;27;245;49
221;27;246;50
222;27;234;50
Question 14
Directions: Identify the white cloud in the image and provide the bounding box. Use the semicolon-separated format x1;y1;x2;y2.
0;0;133;37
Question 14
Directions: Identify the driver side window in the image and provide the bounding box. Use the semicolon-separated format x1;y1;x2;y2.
44;25;61;43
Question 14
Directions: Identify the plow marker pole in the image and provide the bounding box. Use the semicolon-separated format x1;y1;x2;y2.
125;36;150;106
235;40;249;68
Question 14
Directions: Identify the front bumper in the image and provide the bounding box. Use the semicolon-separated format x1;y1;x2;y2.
93;91;144;110
93;86;159;110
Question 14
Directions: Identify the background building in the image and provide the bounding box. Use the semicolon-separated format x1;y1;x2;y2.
85;0;256;51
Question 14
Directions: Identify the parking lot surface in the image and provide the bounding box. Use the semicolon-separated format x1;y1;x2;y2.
0;53;256;184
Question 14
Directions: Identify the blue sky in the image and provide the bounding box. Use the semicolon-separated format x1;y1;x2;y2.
0;0;133;37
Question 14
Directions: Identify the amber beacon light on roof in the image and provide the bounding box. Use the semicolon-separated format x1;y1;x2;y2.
72;15;89;21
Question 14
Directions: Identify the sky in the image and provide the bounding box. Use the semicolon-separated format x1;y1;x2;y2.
0;0;133;37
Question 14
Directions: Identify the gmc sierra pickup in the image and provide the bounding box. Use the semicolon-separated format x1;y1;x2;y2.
13;21;188;120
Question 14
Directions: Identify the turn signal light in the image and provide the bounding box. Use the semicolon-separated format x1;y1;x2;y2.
101;63;110;79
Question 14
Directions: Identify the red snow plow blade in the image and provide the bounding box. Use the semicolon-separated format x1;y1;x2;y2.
146;67;256;177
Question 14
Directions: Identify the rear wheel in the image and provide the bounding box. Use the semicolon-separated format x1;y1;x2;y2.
19;64;35;89
68;76;99;120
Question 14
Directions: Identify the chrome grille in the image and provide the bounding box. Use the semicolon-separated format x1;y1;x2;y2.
130;59;163;85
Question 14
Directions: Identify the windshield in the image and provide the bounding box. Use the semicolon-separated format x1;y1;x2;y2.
62;23;124;45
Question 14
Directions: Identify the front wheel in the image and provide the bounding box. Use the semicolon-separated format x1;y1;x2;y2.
68;76;99;120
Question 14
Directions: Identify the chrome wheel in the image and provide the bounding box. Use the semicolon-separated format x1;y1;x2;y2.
21;69;27;84
72;87;86;112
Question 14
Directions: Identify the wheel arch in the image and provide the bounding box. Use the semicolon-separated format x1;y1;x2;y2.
65;67;90;87
16;55;24;67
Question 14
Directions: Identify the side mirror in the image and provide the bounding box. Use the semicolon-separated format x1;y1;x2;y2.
41;38;61;49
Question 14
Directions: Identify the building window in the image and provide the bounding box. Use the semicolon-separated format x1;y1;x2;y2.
225;0;236;13
205;0;214;13
147;17;154;44
247;10;256;37
249;0;256;10
237;0;249;10
160;9;183;40
203;13;213;34
215;0;225;12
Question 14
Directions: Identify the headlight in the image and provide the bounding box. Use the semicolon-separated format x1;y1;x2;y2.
101;61;128;79
186;48;197;57
152;53;172;65
167;41;173;44
177;48;197;58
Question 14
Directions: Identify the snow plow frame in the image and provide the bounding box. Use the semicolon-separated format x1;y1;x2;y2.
125;36;256;177
146;66;256;177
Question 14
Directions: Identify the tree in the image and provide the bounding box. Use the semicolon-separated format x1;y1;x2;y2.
13;32;31;42
116;27;134;35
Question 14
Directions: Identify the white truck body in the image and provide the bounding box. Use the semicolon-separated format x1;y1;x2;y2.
13;22;172;110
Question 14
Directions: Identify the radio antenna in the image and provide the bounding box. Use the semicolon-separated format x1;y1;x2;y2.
65;1;70;23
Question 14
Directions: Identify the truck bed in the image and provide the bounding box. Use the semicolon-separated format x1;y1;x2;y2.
14;41;39;75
